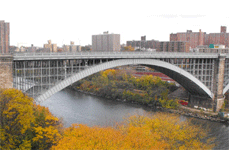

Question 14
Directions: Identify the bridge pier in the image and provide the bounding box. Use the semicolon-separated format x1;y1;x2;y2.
0;55;13;89
213;54;226;112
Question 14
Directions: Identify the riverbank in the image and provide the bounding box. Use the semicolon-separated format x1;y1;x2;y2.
71;86;229;124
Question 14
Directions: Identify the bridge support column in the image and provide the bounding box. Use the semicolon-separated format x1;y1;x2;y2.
213;54;226;112
0;55;13;89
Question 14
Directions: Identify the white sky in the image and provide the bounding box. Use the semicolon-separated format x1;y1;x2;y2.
1;0;229;47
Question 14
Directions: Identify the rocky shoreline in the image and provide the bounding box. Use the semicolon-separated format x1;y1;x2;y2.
164;107;227;123
71;87;229;124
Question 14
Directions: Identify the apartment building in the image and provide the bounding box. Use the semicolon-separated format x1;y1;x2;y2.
127;36;189;52
63;41;81;52
44;40;57;52
170;26;229;48
92;31;120;51
170;29;204;48
126;37;159;50
158;41;190;52
205;26;229;48
0;20;10;53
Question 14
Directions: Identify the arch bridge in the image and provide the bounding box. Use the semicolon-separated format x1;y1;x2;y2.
12;52;229;111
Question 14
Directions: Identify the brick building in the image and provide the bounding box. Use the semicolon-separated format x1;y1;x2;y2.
126;37;159;50
170;29;204;48
170;26;229;48
158;41;190;52
205;26;229;48
127;36;189;52
0;20;10;54
92;31;120;51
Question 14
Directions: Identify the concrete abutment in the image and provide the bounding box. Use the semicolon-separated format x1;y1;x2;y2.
0;55;13;89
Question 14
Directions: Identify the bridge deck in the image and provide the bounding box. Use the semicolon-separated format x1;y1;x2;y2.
13;52;222;60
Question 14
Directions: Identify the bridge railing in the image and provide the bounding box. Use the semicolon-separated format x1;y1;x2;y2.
13;51;154;56
13;51;224;57
0;54;13;57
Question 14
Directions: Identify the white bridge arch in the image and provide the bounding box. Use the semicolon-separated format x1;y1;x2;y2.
223;84;229;95
36;59;214;102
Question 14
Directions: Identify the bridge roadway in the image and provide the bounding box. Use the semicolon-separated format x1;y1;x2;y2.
9;52;229;111
13;52;223;60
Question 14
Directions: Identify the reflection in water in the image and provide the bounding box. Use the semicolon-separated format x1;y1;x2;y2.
40;88;229;149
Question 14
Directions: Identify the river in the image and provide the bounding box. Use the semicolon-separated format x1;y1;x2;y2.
40;88;229;149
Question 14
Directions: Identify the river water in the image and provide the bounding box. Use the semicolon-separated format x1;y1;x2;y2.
40;88;229;149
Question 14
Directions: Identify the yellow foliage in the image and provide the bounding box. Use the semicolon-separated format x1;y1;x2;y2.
0;88;34;149
18;140;31;150
52;124;125;150
124;45;135;51
0;89;63;150
102;69;117;78
52;113;214;150
32;104;62;149
0;86;215;150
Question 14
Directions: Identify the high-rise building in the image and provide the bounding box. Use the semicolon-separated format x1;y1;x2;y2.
0;20;10;54
92;31;120;51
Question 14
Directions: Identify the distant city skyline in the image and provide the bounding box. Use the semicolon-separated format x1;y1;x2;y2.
1;0;229;47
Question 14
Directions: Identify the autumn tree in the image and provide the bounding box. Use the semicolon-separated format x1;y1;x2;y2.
75;69;179;108
0;88;34;149
31;104;63;150
0;88;63;149
124;45;135;51
52;113;215;149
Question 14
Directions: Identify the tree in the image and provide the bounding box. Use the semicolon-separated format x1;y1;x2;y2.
31;104;62;150
0;88;34;149
52;113;214;149
0;88;63;149
124;45;135;51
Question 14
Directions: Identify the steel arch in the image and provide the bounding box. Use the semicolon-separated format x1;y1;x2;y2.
223;84;229;94
36;59;213;102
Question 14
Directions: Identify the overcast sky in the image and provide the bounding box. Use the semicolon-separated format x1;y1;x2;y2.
1;0;229;47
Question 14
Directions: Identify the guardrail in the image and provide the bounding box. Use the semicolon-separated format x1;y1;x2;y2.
14;51;149;56
13;51;221;56
0;54;13;57
12;52;229;60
